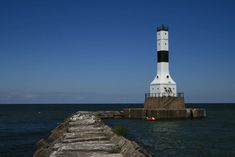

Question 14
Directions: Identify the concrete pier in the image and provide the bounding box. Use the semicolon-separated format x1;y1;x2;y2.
142;94;206;119
123;108;206;119
33;111;151;157
33;109;206;157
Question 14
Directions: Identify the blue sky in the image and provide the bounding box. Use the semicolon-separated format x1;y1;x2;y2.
0;0;235;103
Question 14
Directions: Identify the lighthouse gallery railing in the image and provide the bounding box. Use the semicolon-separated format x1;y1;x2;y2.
145;92;184;100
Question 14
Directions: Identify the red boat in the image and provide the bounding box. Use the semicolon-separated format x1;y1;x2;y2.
144;117;159;121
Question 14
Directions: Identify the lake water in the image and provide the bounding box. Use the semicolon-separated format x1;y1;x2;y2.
0;103;234;157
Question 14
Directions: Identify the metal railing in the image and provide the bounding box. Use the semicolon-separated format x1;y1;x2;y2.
157;25;168;31
145;92;184;99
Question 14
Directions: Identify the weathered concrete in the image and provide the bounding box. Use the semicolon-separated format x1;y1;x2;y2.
33;111;151;157
33;108;206;157
143;93;206;119
123;108;206;119
191;108;207;118
144;96;185;110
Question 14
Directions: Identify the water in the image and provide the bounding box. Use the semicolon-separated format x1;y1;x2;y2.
0;103;140;157
105;104;235;157
0;104;234;157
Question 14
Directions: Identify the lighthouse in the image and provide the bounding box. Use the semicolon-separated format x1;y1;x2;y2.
144;25;184;110
124;25;206;118
150;25;177;97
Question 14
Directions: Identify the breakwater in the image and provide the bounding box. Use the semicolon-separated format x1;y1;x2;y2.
33;108;206;157
123;108;206;119
33;111;151;157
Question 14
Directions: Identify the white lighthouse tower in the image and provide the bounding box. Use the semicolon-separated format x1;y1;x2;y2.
150;25;177;97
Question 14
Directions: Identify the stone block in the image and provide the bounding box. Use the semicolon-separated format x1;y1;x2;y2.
144;96;185;110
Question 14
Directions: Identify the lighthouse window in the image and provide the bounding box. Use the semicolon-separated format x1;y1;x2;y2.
157;76;159;78
166;75;169;78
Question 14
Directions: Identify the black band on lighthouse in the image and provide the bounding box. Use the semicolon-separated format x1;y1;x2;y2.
158;51;168;62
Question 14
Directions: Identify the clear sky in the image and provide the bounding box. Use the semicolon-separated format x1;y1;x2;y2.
0;0;235;103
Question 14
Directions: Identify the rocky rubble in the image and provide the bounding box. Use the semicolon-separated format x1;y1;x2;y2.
33;111;151;157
